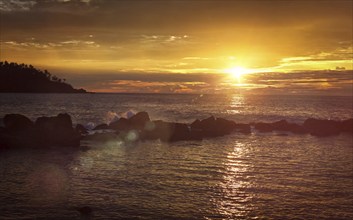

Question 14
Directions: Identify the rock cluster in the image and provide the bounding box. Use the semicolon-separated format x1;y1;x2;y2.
254;118;352;137
1;111;352;150
0;113;80;149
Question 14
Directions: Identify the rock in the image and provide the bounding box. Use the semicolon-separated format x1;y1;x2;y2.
2;114;36;148
216;118;236;134
288;123;307;134
3;114;34;133
0;127;10;150
83;132;119;142
272;120;307;134
141;120;201;142
341;119;353;133
169;123;191;142
109;117;130;130
235;123;251;134
190;116;236;137
254;122;273;132
272;120;290;131
1;114;81;149
76;206;92;215
141;120;173;141
303;118;340;137
76;124;88;134
129;111;150;129
93;123;109;130
109;112;150;131
35;113;80;147
254;120;307;134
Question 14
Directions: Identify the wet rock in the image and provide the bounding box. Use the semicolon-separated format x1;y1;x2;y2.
129;111;150;129
93;123;109;130
254;120;307;134
341;119;353;133
83;132;119;142
142;120;201;142
288;123;307;134
141;120;173;141
3;114;34;133
1;113;80;148
169;123;191;142
35;113;81;147
109;111;151;131
109;117;130;130
76;206;93;216
303;118;340;137
254;122;274;132
190;116;236;137
1;114;36;148
76;124;88;134
235;123;251;134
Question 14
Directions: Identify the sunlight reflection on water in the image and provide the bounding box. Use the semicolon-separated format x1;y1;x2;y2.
226;95;245;115
214;142;255;218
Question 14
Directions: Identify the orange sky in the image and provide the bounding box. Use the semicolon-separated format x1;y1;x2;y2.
0;0;352;94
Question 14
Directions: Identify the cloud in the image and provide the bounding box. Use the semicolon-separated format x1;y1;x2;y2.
1;0;352;96
55;70;352;95
2;39;100;50
0;0;36;11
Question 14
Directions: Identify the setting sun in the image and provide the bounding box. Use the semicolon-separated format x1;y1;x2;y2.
225;67;252;79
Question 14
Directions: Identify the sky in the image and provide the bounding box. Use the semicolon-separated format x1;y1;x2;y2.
0;0;352;94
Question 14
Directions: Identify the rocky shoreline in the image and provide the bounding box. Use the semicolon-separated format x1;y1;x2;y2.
0;112;352;150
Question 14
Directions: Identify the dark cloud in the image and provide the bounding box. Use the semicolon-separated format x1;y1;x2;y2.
1;0;351;32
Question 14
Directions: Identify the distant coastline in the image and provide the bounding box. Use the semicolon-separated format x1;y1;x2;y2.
0;61;87;93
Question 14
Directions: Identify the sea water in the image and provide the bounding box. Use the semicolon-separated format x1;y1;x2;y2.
0;93;352;219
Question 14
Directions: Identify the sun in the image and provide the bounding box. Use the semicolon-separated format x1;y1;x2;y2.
224;66;251;79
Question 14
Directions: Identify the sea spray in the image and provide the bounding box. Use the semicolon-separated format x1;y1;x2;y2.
105;111;119;124
85;122;95;130
105;110;136;125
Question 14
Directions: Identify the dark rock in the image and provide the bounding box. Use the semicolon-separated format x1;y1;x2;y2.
303;118;340;137
83;132;119;142
35;113;80;147
2;114;37;148
129;111;150;129
254;120;307;134
0;127;10;149
235;123;251;134
276;133;289;136
169;123;191;142
141;120;201;142
191;116;215;130
190;116;235;137
1;113;80;149
109;112;151;131
3;114;34;133
76;206;92;215
76;124;88;134
288;123;307;134
272;120;290;131
254;122;274;132
216;118;236;134
109;118;130;130
272;120;307;134
341;119;353;133
93;123;109;130
141;120;173;141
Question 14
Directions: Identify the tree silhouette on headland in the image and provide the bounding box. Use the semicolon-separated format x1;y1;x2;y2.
0;61;86;93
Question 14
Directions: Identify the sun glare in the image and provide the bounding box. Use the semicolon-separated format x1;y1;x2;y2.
224;67;251;79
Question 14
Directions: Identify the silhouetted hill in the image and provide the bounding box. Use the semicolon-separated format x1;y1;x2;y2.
0;61;87;93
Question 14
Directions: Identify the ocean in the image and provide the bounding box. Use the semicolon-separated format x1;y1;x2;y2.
0;93;352;219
